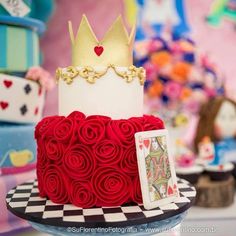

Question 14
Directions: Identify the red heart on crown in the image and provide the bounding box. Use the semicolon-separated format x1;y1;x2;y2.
3;80;12;88
94;46;104;56
0;101;9;110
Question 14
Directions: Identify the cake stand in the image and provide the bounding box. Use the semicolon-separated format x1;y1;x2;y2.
6;178;196;236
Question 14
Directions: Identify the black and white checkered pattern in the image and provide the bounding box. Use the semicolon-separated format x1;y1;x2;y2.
6;178;196;228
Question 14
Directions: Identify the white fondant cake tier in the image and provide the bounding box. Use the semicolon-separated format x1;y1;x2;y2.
0;74;45;123
58;66;144;119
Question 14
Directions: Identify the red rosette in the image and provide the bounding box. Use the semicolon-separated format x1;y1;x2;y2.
36;139;48;169
77;118;106;145
120;147;139;176
35;115;64;139
63;144;96;180
42;165;69;204
87;115;111;124
131;176;143;204
107;119;138;146
69;181;97;208
54;118;75;143
44;137;64;163
91;167;131;206
94;139;122;165
143;115;165;131
68;111;86;121
129;116;144;132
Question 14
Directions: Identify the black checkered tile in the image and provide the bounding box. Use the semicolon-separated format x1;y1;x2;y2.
6;179;196;228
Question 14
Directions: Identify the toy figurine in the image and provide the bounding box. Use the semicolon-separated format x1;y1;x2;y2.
175;139;203;184
195;97;236;180
198;136;215;165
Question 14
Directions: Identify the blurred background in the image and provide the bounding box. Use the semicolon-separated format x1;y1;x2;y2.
41;0;236;117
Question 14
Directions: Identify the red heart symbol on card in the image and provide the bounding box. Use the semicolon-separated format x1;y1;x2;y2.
0;101;9;110
143;139;150;148
139;144;143;150
38;87;42;96
94;46;104;56
168;186;173;195
3;80;12;88
34;107;39;115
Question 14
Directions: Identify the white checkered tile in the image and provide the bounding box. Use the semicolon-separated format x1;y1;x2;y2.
63;215;85;222
159;203;179;210
143;210;163;217
43;210;64;218
174;196;190;203
9;201;28;208
26;205;45;213
121;206;143;213
181;191;196;198
83;208;103;216
63;204;82;211
104;213;127;222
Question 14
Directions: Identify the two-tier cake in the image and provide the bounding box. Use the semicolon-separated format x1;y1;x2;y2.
35;15;165;208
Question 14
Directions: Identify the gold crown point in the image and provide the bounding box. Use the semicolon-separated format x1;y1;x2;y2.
69;14;136;67
68;21;74;44
129;24;136;45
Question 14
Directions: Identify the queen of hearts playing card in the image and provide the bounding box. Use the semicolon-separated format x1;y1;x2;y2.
135;129;179;210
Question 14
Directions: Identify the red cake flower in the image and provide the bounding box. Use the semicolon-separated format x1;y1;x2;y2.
63;144;96;180
54;118;75;143
87;115;111;124
92;167;131;206
35;115;64;139
69;181;97;208
143;115;164;131
107;119;140;146
94;139;122;165
78;117;106;145
42;165;69;204
68;111;86;121
35;113;164;207
36;139;47;168
129;116;144;129
131;176;143;204
44;138;64;162
120;147;138;176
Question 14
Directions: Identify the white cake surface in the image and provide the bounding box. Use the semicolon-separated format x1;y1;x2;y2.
205;162;234;172
59;67;144;119
176;165;204;174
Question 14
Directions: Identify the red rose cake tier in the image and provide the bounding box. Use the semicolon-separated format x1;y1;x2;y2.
36;112;164;207
35;15;165;208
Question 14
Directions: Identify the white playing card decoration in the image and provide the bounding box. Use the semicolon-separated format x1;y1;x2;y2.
135;129;179;210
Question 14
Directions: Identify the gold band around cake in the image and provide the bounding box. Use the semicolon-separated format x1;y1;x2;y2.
55;65;146;85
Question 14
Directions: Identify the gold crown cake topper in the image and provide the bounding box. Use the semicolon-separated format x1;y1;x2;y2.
68;15;135;67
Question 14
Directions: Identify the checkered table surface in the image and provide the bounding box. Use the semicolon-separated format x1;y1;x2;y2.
6;178;196;228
